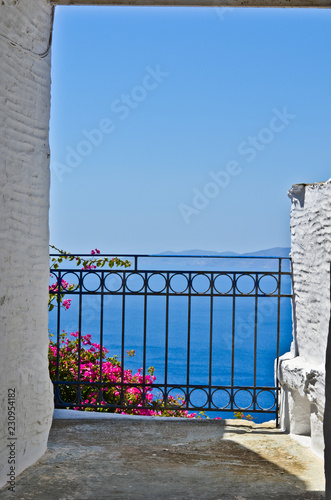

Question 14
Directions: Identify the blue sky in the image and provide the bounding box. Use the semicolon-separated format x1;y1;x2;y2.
49;6;331;255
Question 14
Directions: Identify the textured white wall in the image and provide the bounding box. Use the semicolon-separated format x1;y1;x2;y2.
0;0;54;489
290;182;331;365
279;180;331;459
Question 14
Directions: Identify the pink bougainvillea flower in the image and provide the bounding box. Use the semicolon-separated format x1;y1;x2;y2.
48;330;200;419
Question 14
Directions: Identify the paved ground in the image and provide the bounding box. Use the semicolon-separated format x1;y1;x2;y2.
0;414;326;500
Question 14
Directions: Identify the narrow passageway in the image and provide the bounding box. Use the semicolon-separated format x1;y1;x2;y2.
0;415;325;499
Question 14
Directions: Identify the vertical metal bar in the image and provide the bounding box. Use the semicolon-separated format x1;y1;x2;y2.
186;273;192;406
208;272;214;409
231;273;236;389
253;272;258;411
275;258;282;428
99;270;104;407
230;388;234;412
164;272;169;407
77;269;83;408
121;272;126;409
142;272;148;407
55;270;61;405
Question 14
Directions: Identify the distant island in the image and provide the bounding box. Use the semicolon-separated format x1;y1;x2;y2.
157;247;290;258
131;248;291;272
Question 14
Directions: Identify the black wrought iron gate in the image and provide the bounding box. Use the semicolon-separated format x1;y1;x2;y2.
49;254;292;425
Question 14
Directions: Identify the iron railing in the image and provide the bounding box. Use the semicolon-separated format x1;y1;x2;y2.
49;254;292;424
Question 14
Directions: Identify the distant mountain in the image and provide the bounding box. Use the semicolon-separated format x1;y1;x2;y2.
158;249;239;257
133;247;291;272
158;247;290;258
244;247;290;258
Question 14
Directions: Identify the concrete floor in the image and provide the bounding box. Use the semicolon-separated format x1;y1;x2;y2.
0;413;326;500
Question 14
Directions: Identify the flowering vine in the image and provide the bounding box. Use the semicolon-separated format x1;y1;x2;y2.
48;246;131;312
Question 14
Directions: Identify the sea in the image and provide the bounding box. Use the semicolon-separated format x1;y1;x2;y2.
49;249;293;422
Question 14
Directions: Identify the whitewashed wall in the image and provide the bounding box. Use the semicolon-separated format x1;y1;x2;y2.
0;0;54;489
279;180;331;459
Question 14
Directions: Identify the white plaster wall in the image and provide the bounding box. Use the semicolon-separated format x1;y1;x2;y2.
0;0;54;489
290;182;331;365
279;180;331;459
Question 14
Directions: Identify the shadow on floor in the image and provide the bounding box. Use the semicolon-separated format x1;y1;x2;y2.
0;417;326;500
